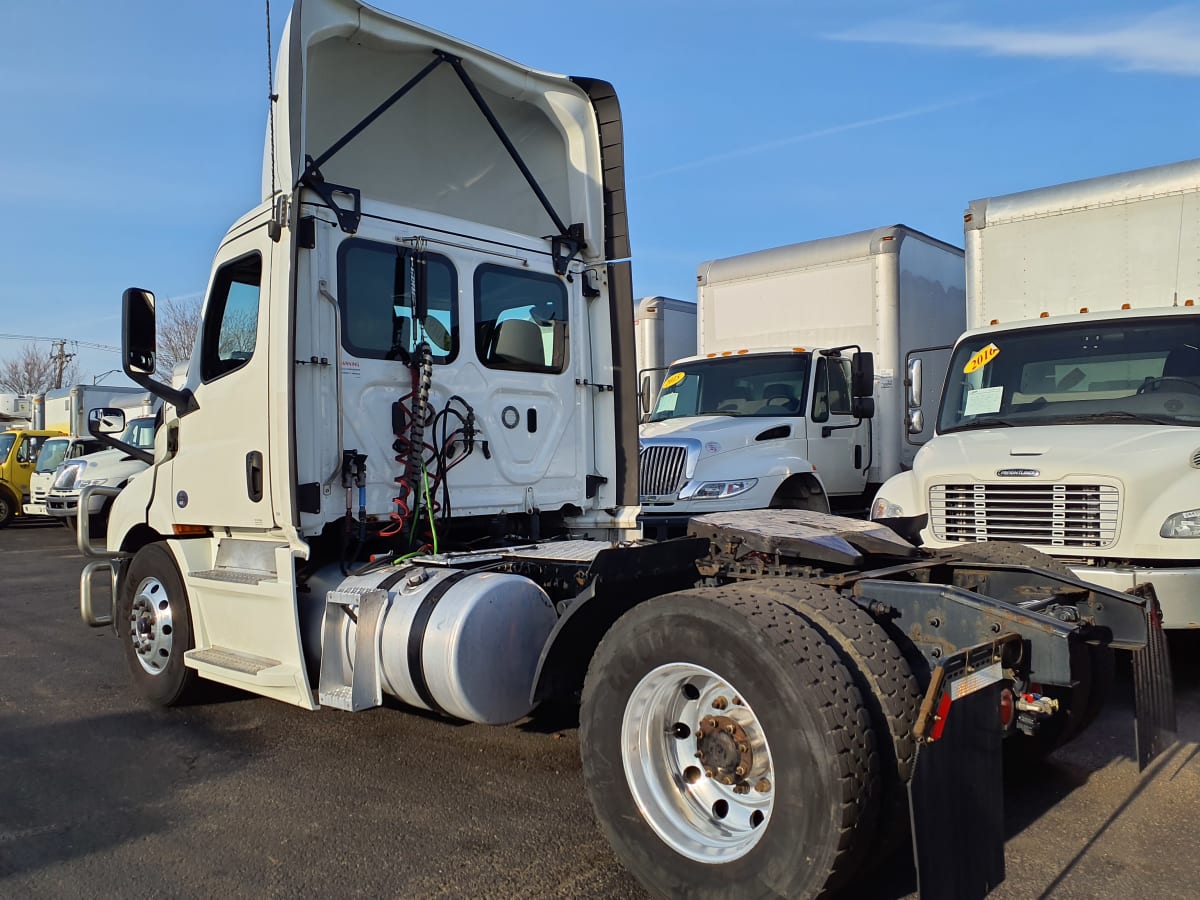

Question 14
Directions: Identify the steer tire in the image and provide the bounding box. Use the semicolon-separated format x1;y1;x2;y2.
116;542;199;706
750;578;922;861
951;540;1113;756
0;490;16;528
580;585;880;899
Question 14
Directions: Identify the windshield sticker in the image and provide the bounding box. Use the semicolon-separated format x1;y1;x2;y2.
656;393;679;413
963;386;1004;416
661;371;685;390
963;342;1000;374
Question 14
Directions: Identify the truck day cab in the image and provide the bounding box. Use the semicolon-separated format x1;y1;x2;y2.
79;3;1174;897
639;226;964;537
873;158;1200;629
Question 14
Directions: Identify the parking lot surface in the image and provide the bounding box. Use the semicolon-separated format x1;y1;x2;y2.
2;519;1198;898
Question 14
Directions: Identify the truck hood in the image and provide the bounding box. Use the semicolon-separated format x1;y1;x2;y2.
267;0;607;255
70;448;150;481
640;416;798;455
920;424;1200;480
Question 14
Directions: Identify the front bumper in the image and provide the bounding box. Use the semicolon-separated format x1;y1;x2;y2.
1068;562;1200;629
22;502;48;517
46;490;107;517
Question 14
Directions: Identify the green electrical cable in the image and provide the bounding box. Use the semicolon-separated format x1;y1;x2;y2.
422;463;439;555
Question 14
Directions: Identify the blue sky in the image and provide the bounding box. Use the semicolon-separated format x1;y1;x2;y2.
3;0;1199;381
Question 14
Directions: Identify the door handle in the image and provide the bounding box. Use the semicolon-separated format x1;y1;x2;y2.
246;450;263;502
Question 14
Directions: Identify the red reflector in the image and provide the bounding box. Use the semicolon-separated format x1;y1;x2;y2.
929;692;953;741
999;688;1014;727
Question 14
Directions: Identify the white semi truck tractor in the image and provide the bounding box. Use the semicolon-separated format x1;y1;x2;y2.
639;226;965;538
872;157;1200;629
79;3;1175;897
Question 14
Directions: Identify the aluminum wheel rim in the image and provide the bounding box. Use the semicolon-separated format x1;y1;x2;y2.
128;576;175;675
621;662;774;863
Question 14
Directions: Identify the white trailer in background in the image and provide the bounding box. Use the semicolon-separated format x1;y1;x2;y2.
639;225;965;536
634;296;696;414
872;157;1200;628
0;394;32;428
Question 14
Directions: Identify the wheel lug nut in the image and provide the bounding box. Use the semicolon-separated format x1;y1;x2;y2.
733;783;750;795
755;778;771;793
724;724;736;735
735;765;746;777
712;695;728;710
721;775;735;786
695;751;705;761
704;768;715;779
738;743;749;754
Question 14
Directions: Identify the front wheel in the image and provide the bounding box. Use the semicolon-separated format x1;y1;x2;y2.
580;587;879;899
116;542;199;706
0;491;15;528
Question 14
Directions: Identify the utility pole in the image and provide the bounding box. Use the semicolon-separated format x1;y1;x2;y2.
50;339;76;389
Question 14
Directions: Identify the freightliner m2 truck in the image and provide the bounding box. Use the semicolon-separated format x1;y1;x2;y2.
80;3;1174;897
639;227;964;537
872;158;1200;629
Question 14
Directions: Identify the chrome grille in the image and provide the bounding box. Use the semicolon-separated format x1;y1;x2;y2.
929;483;1119;548
639;445;688;498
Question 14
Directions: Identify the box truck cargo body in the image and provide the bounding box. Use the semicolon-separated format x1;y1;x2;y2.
639;226;965;535
634;296;696;412
872;157;1200;627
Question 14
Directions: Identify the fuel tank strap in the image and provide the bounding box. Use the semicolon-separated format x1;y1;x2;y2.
407;570;473;715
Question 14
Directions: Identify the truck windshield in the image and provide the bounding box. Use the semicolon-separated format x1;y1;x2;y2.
35;438;71;472
649;353;811;422
0;433;14;461
939;316;1200;433
121;417;157;450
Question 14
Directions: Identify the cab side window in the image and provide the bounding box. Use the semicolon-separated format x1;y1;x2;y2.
200;253;262;382
811;357;853;422
17;436;44;464
475;264;568;373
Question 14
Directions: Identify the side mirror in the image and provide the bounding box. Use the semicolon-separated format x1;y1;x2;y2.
851;352;874;398
123;288;157;377
120;287;198;415
906;408;925;434
852;396;875;419
640;374;652;415
907;358;923;409
89;407;126;435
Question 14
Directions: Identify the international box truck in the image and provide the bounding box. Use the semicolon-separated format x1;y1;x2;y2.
638;225;965;537
872;157;1200;628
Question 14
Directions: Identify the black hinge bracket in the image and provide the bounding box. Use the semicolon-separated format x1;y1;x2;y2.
585;474;608;499
576;378;614;392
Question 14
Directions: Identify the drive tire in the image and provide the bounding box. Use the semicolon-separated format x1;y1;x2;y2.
750;578;922;860
580;585;879;899
117;542;199;706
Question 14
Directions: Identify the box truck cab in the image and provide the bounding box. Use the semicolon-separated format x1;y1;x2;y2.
23;436;105;517
0;429;62;526
639;226;964;536
872;158;1200;628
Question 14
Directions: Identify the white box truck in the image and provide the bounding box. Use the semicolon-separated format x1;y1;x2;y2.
871;157;1200;628
24;385;150;518
634;295;696;414
638;225;965;536
73;4;1174;897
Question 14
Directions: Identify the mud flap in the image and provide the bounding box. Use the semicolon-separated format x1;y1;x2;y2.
907;642;1009;900
1129;583;1177;770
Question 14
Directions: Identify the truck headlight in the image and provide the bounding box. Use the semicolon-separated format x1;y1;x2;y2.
681;479;757;500
1160;509;1200;538
871;497;904;520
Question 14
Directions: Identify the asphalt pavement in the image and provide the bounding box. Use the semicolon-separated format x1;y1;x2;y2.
2;518;1198;898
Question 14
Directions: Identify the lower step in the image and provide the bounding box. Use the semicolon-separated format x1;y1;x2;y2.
186;646;297;687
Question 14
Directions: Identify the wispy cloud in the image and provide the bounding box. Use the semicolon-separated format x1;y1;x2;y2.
829;7;1200;76
639;94;984;180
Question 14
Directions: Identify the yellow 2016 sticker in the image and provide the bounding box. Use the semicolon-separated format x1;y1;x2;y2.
662;371;686;390
963;342;1000;374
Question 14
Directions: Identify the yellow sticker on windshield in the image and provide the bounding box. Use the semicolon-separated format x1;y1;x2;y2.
963;343;1000;374
662;371;686;390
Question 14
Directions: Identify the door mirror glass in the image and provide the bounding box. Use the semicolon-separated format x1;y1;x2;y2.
852;396;875;420
123;288;157;376
89;407;126;435
640;374;652;415
907;358;923;409
851;352;874;398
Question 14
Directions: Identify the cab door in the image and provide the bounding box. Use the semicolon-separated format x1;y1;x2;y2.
169;230;273;528
805;355;869;497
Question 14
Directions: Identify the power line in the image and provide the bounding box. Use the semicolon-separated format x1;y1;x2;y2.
0;332;120;353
